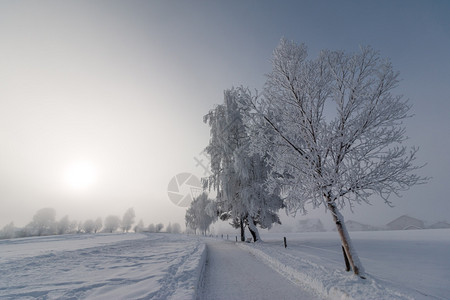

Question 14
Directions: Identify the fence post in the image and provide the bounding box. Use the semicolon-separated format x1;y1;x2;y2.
236;236;237;242
284;237;287;248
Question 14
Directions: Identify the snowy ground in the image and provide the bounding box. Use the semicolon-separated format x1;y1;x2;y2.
238;229;450;300
0;233;205;299
1;229;448;299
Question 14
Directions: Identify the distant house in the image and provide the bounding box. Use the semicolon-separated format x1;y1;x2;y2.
295;219;325;232
344;220;378;231
386;215;425;230
330;220;378;232
428;221;450;229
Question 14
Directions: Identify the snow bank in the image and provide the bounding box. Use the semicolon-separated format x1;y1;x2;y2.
0;233;206;299
238;230;450;300
238;242;360;300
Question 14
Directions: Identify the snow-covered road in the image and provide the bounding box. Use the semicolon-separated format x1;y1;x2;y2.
199;240;319;300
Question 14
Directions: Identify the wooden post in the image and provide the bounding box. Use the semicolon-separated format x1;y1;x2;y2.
284;237;287;248
236;236;237;242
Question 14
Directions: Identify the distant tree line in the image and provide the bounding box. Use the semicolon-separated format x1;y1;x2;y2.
0;207;182;240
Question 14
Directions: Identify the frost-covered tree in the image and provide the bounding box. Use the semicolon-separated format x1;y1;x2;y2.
69;220;78;234
0;222;15;239
121;208;135;233
166;222;172;233
83;219;95;233
171;222;182;234
76;221;83;234
185;192;216;235
28;208;57;236
104;215;121;233
134;219;144;233
254;38;426;276
203;88;283;242
93;217;103;233
147;223;156;232
233;132;284;242
155;223;164;232
56;215;71;235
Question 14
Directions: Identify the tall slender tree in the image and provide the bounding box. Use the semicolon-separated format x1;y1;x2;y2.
204;87;283;241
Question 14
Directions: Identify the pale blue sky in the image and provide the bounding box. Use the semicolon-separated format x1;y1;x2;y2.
0;0;449;228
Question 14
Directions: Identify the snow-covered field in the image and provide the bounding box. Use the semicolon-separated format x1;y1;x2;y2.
1;229;448;299
0;233;205;299
240;229;450;300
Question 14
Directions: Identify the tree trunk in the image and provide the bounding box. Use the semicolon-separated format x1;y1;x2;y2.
327;201;365;278
247;216;261;242
239;217;245;242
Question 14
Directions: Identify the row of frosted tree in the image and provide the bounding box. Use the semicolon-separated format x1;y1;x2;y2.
186;38;426;277
1;207;181;239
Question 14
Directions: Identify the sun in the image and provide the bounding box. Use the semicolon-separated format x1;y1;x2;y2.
64;161;97;189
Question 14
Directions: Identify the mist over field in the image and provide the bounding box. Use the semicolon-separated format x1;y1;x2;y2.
1;1;449;231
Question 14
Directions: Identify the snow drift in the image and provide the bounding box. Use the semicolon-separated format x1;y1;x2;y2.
0;233;205;299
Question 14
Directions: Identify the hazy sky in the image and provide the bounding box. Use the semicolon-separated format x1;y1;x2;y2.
1;0;449;229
